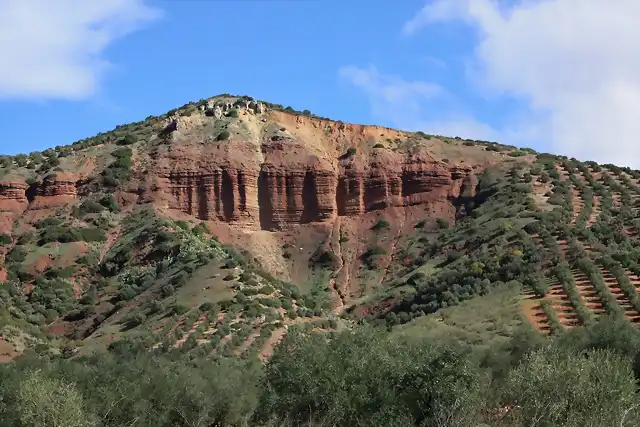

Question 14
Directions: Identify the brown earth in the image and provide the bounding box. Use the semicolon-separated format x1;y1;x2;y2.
0;173;79;234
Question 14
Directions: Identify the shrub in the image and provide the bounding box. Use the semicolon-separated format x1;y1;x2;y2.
78;200;104;215
373;143;385;149
508;150;527;157
100;195;119;212
199;302;218;312
192;222;210;236
6;246;27;263
345;147;357;157
0;234;11;245
362;246;386;269
309;247;338;268
436;218;449;229
227;109;239;118
217;130;231;141
371;219;390;232
117;134;138;145
172;304;189;316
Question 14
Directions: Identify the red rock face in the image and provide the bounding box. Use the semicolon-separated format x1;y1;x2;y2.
28;173;78;210
0;181;29;213
163;168;259;225
149;140;476;231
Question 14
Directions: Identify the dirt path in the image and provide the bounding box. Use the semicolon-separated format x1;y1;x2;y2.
378;210;407;289
328;217;346;312
98;226;122;264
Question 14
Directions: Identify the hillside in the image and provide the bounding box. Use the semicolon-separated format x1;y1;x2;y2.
0;95;638;352
3;95;640;424
2;94;640;358
0;95;529;358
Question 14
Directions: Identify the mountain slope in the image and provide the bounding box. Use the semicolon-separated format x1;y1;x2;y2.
3;94;637;360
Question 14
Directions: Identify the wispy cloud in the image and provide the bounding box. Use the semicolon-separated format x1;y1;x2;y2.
0;0;162;101
403;0;640;167
338;64;498;141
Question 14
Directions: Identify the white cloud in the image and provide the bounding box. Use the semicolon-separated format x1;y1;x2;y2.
338;65;498;141
0;0;162;101
404;0;640;167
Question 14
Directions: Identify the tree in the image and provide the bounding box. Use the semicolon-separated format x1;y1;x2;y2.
500;348;639;427
216;130;230;141
15;370;97;427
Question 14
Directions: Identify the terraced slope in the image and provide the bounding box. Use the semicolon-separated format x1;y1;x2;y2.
520;158;640;333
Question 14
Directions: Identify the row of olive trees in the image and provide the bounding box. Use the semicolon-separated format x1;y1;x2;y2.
4;318;640;427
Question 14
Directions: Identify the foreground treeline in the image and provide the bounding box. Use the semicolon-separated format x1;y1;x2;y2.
2;318;640;426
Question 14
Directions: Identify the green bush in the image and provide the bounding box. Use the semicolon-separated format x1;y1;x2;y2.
6;246;27;263
371;219;390;231
78;200;104;215
100;195;119;212
508;150;527;157
436;218;449;229
117;134;138;145
216;130;231;141
0;234;11;245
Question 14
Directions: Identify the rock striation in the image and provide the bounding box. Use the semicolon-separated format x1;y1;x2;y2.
28;173;78;210
0;181;29;213
0;173;78;215
151;140;476;231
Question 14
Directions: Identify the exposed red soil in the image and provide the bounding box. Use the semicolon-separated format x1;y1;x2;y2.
173;312;208;348
0;337;19;363
98;226;122;264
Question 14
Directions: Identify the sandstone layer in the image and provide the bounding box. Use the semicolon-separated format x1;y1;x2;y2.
149;138;476;231
0;173;78;219
0;181;29;213
28;172;78;210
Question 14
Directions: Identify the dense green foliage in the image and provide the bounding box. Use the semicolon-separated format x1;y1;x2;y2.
1;318;640;426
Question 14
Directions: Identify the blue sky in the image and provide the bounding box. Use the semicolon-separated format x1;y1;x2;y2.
0;1;638;167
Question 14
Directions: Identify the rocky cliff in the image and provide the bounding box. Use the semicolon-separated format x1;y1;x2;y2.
0;181;29;213
149;139;475;231
28;172;78;210
0;173;78;218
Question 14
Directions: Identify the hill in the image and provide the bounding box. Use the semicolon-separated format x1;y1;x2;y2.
0;95;527;357
4;94;640;424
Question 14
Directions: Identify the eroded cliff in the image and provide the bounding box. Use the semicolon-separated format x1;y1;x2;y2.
148;141;475;230
0;173;78;226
